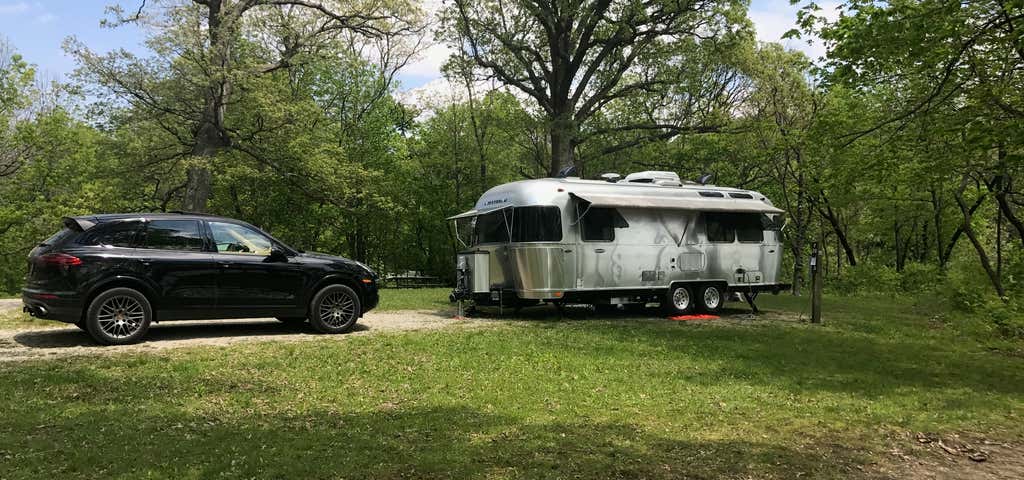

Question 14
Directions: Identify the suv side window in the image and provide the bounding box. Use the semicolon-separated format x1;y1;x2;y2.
79;220;143;248
209;221;274;256
140;220;206;251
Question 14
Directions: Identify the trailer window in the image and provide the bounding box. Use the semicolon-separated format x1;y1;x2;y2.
735;214;764;242
511;206;562;242
476;210;510;244
704;212;764;243
761;213;783;231
581;208;628;241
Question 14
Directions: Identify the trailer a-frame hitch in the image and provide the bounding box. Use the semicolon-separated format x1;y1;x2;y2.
743;291;760;314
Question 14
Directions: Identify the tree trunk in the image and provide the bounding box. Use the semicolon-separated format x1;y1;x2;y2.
930;189;944;266
817;198;856;266
940;192;987;266
182;166;213;212
183;0;232;213
954;176;1005;299
992;178;1024;248
549;113;577;177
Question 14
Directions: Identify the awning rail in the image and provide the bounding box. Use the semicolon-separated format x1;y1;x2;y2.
569;192;784;214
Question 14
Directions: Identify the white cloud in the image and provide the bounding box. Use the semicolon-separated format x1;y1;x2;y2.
0;1;30;14
33;12;55;24
748;0;842;62
403;42;454;79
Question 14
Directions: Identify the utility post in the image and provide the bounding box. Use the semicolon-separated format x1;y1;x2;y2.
810;242;822;324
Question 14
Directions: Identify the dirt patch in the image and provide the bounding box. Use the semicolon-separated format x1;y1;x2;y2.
0;304;804;363
873;432;1024;479
0;310;492;362
0;298;21;312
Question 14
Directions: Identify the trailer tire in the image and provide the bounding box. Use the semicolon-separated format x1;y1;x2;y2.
698;284;724;314
664;284;694;315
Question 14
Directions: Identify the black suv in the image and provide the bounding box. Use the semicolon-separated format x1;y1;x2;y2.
22;213;379;345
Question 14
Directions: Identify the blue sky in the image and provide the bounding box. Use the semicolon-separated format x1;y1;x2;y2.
0;0;833;91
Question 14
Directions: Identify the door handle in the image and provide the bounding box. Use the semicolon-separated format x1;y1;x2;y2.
594;248;606;253
217;261;231;268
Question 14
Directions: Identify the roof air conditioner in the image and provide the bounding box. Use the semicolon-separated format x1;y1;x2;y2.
624;171;682;186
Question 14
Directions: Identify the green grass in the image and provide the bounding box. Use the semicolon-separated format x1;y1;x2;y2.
0;291;1022;478
0;307;65;330
376;287;454;311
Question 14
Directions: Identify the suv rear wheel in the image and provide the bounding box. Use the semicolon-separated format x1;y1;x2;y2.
309;284;361;334
85;287;152;345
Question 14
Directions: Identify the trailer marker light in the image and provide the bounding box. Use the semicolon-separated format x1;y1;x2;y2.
553;292;563;297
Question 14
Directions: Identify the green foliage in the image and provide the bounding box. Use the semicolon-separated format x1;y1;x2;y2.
827;262;902;297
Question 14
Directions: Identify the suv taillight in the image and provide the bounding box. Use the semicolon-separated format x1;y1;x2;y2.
39;253;83;266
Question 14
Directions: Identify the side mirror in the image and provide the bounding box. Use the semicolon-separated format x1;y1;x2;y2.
265;248;289;263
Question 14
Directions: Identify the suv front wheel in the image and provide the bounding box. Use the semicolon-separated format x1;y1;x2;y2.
309;284;361;334
85;287;153;345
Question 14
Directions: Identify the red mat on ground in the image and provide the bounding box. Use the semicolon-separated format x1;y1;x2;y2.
668;314;720;321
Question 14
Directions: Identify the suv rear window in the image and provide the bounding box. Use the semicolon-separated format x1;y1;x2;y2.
39;228;76;248
79;221;143;247
140;220;205;251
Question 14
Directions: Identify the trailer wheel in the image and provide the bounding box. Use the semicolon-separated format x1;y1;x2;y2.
665;285;694;315
698;284;724;314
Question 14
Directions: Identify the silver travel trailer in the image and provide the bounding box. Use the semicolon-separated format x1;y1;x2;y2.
448;171;789;314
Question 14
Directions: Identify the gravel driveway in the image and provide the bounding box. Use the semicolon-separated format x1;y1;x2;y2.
0;301;490;362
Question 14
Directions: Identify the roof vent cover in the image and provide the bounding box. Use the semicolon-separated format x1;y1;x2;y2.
624;171;682;186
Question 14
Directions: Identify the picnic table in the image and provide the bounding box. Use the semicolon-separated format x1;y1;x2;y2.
382;274;445;289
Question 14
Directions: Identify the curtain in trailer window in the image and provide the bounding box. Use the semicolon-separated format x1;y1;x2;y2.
475;210;510;244
704;213;765;243
511;207;562;242
704;213;734;242
735;214;764;242
581;208;628;241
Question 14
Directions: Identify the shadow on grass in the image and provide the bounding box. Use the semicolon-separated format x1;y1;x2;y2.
11;320;370;349
0;403;865;479
516;315;1024;401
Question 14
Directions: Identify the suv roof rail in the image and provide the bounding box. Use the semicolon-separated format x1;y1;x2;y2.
167;210;220;217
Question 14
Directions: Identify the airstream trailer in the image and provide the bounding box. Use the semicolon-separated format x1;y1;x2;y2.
448;171;789;314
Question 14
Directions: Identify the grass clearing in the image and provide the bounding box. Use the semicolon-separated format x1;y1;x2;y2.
0;290;1022;478
0;307;65;330
376;287;453;311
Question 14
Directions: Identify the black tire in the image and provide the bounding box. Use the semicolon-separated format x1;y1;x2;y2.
664;284;694;315
85;287;152;345
276;317;307;325
697;284;724;314
308;284;361;334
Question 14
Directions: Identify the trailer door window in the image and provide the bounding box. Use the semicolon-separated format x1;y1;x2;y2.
512;206;562;242
581;208;628;241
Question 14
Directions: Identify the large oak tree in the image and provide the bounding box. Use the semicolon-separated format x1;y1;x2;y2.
442;0;747;176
